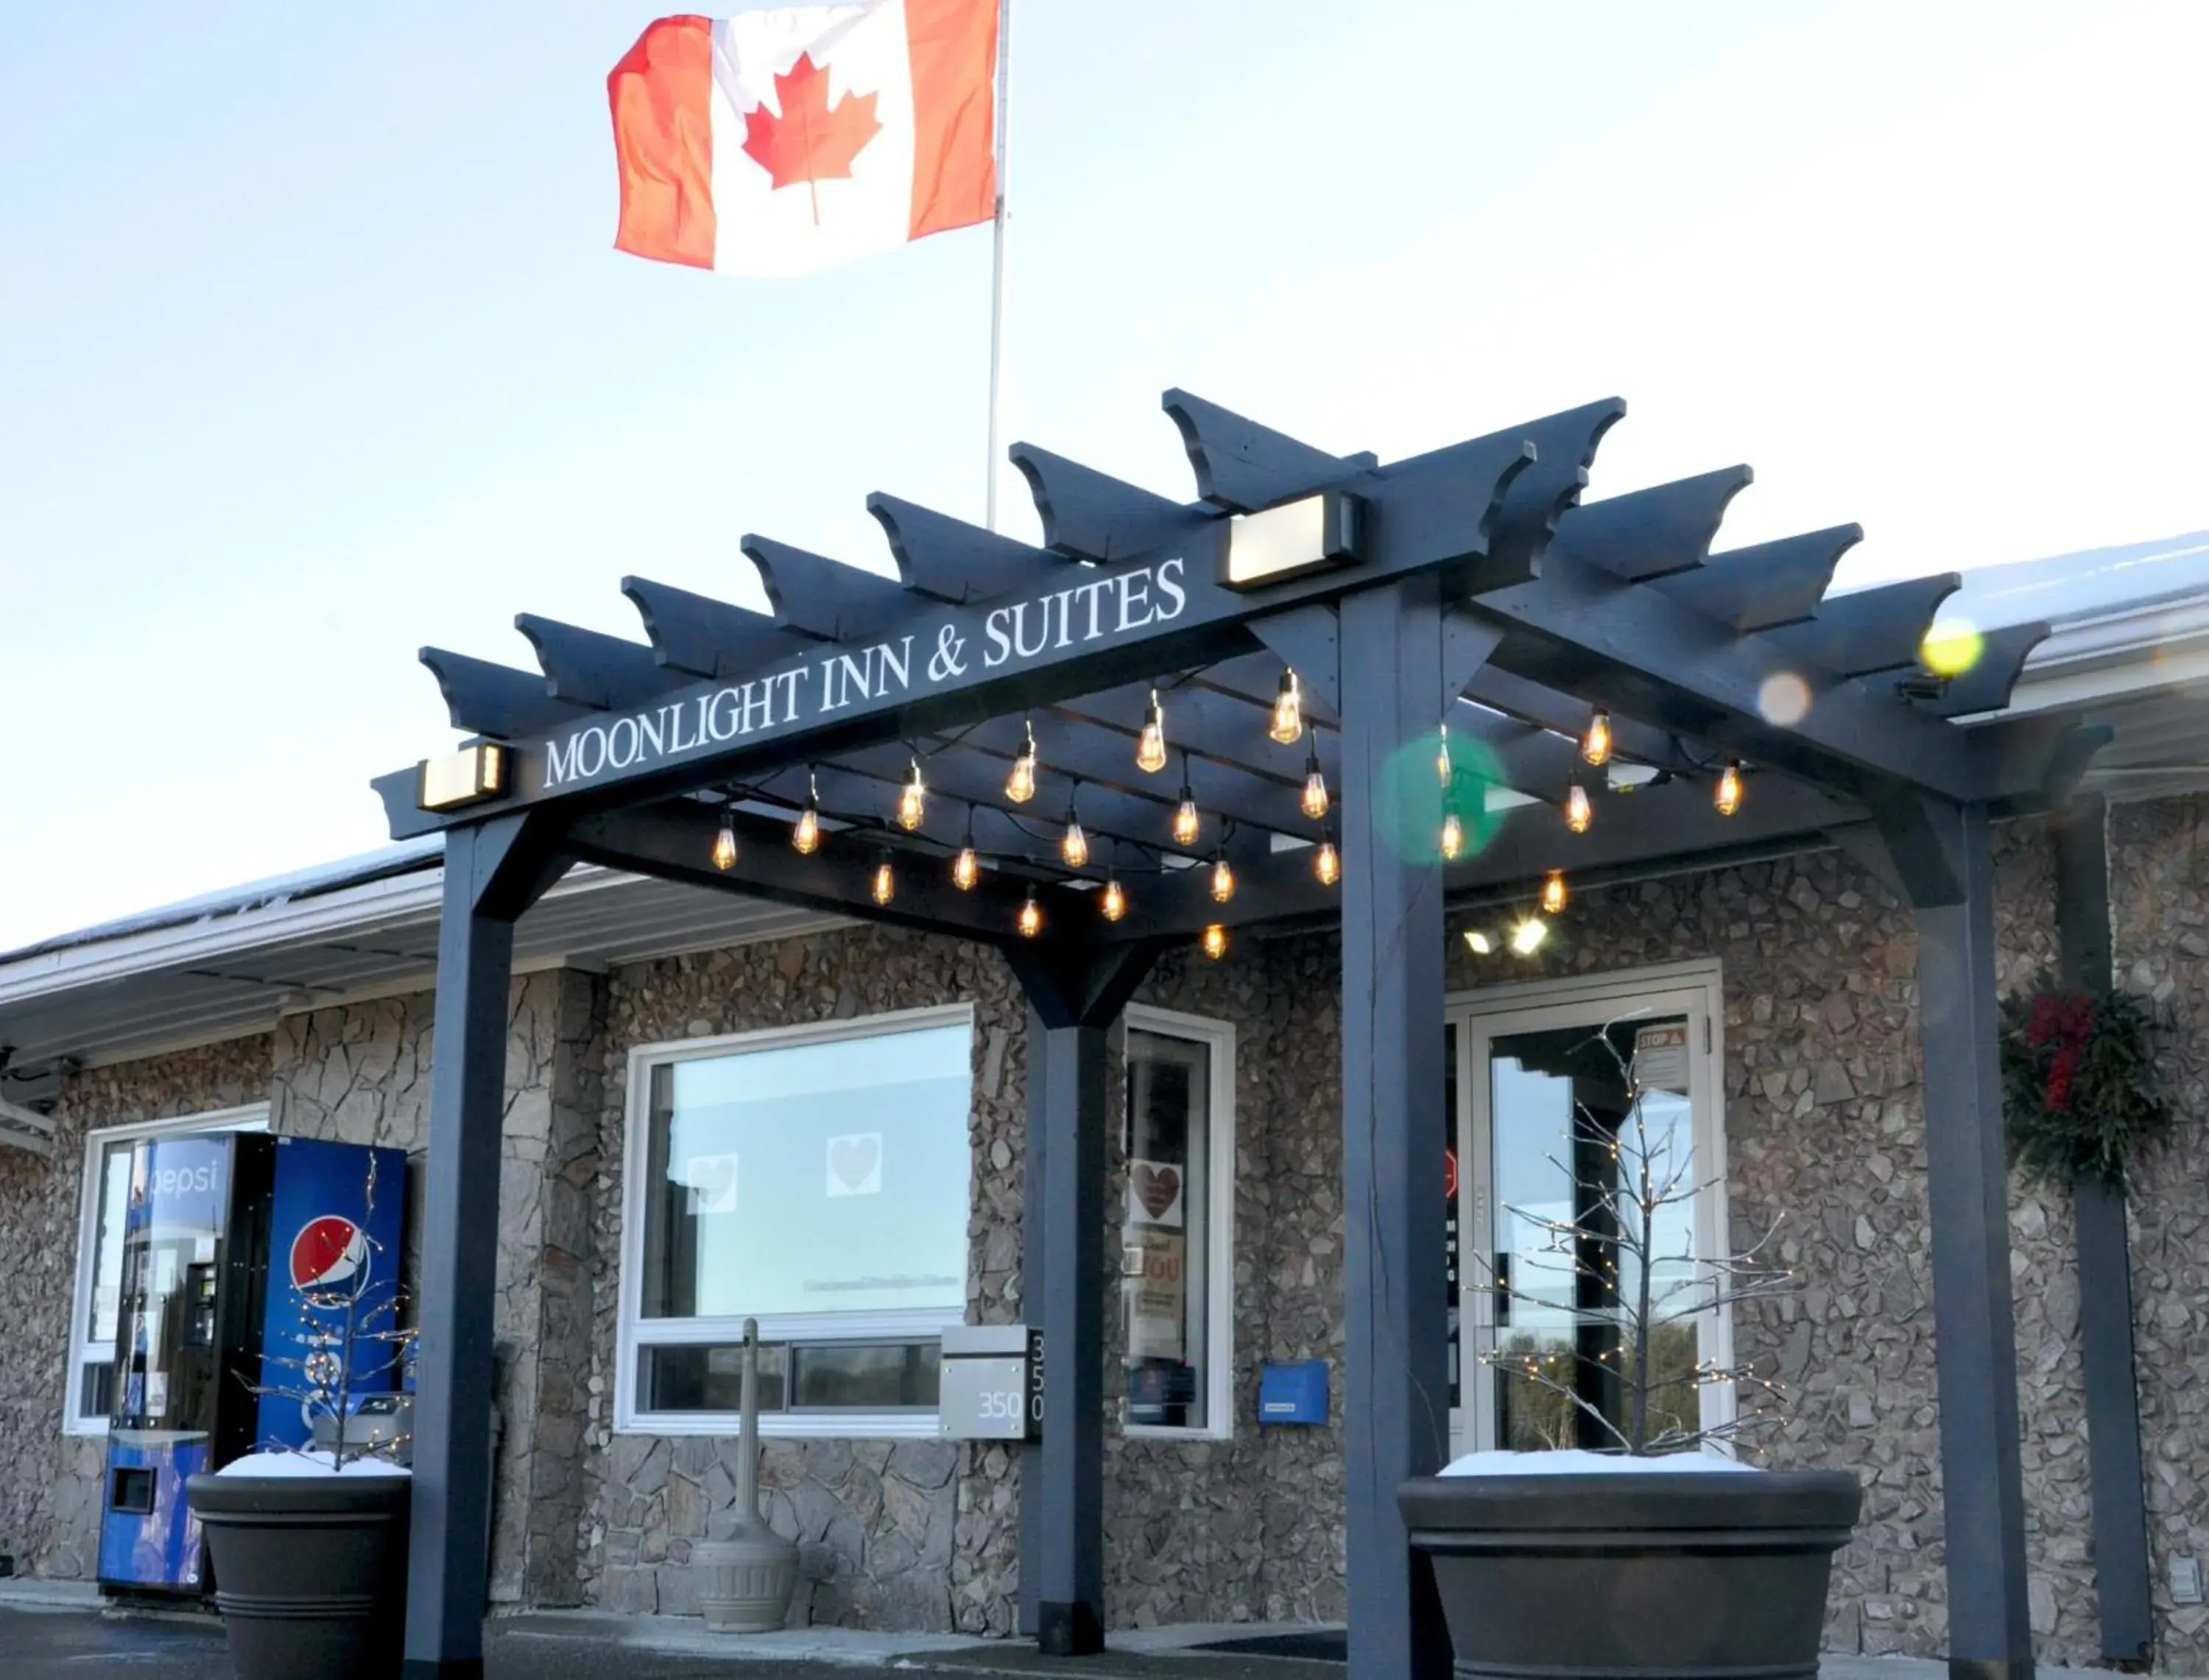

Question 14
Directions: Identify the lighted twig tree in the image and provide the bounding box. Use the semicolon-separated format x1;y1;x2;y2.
247;1154;415;1470
1477;1021;1791;1456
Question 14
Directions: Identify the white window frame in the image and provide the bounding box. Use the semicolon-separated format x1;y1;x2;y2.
615;1002;976;1439
64;1103;270;1436
1120;1004;1237;1443
1446;959;1735;1458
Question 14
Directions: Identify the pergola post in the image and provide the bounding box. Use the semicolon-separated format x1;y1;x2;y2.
1336;576;1451;1680
1004;942;1160;1656
2053;793;2154;1665
404;816;569;1680
1878;795;2035;1680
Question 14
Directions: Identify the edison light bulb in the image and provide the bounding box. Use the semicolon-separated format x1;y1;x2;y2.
896;759;926;832
1007;721;1039;804
871;857;895;906
1465;928;1495;956
952;842;980;892
1541;869;1568;915
793;774;822;855
1201;922;1230;961
1173;789;1201;849
1136;691;1169;774
1582;709;1613;769
1101;876;1128;922
1269;668;1304;745
1017;892;1043;939
1315;837;1341;886
1437;724;1454;788
1511;917;1549;956
1210;853;1236;904
1302;754;1330;821
1715;760;1744;817
712;815;739;872
1441;811;1465;861
1061;814;1090;870
1565;782;1593;835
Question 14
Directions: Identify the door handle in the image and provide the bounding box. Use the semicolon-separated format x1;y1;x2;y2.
1494;1252;1510;1328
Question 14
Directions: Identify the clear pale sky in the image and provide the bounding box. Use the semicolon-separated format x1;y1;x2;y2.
2;2;2203;952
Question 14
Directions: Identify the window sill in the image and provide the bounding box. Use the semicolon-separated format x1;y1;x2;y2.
616;1411;949;1441
62;1417;108;1439
1123;1423;1233;1444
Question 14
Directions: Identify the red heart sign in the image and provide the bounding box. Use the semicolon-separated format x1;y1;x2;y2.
1132;1164;1181;1221
831;1134;880;1190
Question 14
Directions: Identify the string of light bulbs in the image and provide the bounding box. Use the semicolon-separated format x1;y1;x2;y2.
708;682;1746;964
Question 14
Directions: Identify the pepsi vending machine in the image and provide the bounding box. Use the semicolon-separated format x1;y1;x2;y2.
96;1132;406;1596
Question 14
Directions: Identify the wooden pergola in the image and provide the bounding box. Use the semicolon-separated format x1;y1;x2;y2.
375;392;2097;1680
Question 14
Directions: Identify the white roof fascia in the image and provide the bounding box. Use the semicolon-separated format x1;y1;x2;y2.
0;862;636;1012
1972;596;2209;720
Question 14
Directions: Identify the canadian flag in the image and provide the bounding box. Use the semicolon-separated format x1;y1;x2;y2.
609;1;998;278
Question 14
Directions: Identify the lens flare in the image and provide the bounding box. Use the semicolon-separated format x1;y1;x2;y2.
1921;619;1985;679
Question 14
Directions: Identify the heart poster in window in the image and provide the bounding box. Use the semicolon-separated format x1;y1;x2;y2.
683;1152;739;1215
1126;1157;1185;1228
825;1132;884;1197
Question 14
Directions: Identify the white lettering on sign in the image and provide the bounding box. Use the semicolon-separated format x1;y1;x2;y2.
540;558;1190;791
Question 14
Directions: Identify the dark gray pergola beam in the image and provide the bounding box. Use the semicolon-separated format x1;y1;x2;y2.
1473;551;1989;802
742;535;915;643
513;615;683;711
1554;465;1751;582
1475;398;1628;587
376;417;1547;839
1010;444;1212;562
1162;388;1375;512
1764;574;1961;677
1649;524;1861;632
867;494;1068;604
1917;622;2051;719
622;576;814;681
418;647;593;742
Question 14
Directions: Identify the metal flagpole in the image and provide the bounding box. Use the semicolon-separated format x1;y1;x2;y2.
984;0;1013;532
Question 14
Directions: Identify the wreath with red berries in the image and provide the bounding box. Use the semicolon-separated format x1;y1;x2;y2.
1998;986;2171;1190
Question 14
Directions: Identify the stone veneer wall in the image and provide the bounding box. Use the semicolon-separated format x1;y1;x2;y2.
0;968;602;1606
571;825;2163;1665
577;921;1363;1634
2110;797;2209;1671
269;970;605;1606
579;928;1029;1631
0;1037;272;1578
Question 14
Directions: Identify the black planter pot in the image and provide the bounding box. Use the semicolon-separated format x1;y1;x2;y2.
1399;1468;1861;1680
186;1471;411;1680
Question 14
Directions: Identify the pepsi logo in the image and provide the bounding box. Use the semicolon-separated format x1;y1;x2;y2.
289;1215;370;1291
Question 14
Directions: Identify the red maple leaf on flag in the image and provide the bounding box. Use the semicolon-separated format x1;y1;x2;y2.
741;52;882;193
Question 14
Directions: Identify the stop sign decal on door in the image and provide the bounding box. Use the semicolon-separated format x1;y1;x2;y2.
289;1215;370;1291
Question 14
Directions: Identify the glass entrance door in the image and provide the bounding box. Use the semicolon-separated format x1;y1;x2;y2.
1447;972;1731;1461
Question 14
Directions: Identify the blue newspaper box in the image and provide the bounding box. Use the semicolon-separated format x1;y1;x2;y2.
1258;1360;1329;1426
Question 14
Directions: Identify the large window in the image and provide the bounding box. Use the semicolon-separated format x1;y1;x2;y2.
66;1105;269;1435
616;1005;975;1436
1121;1007;1235;1439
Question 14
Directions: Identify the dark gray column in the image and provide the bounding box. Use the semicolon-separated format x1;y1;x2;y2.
1878;795;2034;1680
1018;1006;1049;1641
2053;794;2154;1665
404;816;568;1680
1336;576;1451;1680
1004;942;1160;1657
